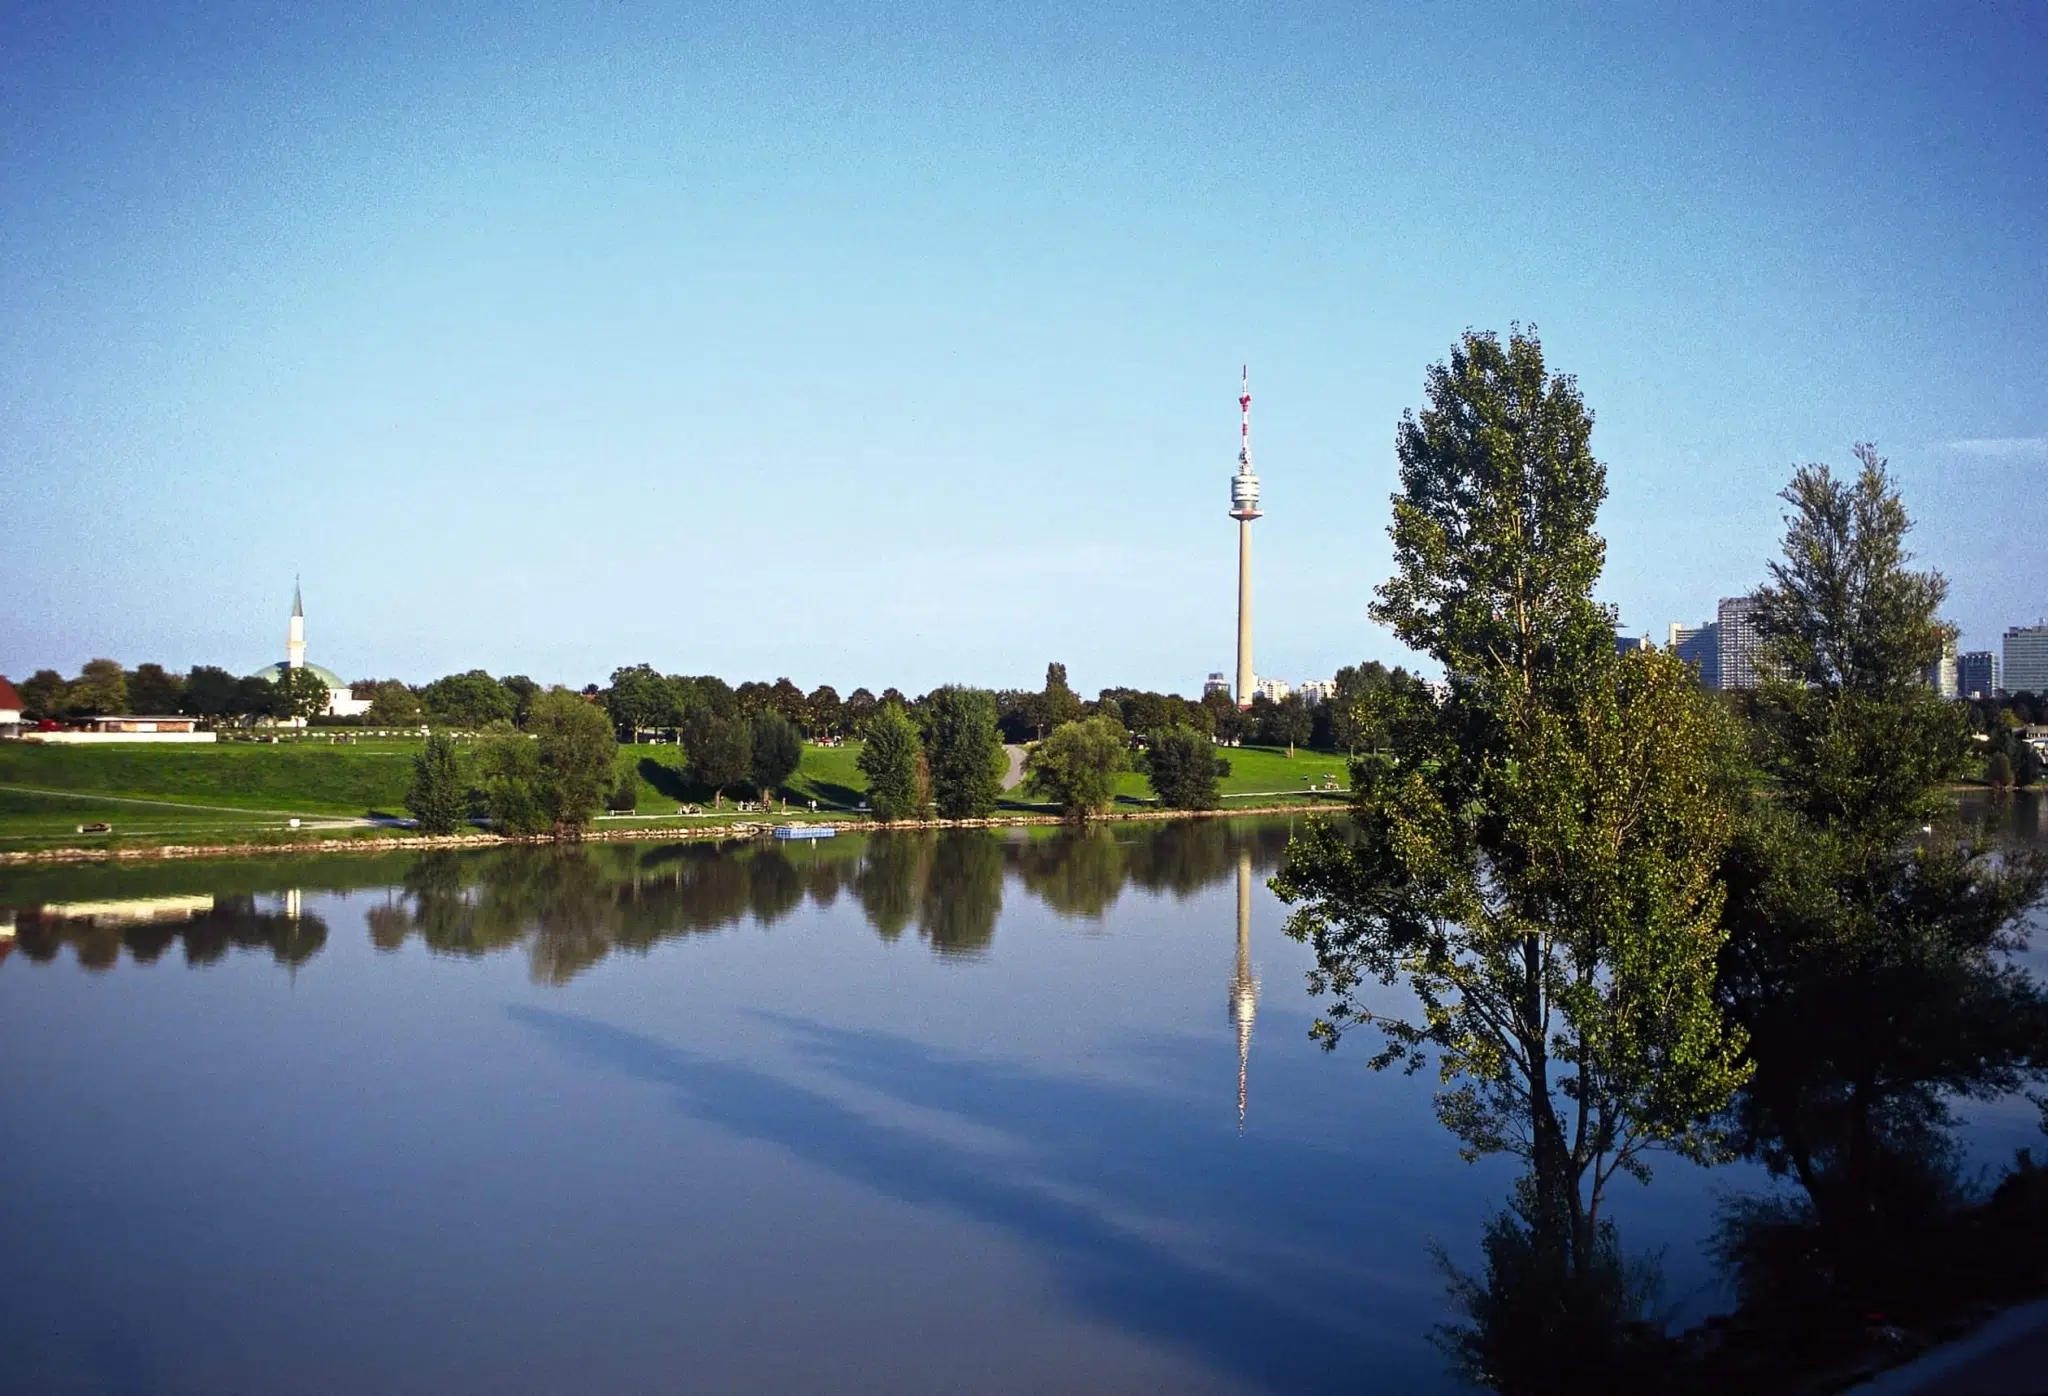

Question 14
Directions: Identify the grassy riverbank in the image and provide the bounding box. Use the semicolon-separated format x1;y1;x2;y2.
0;737;1352;855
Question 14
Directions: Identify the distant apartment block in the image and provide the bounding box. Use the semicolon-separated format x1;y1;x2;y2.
2005;624;2048;696
1295;678;1336;705
1252;677;1292;704
1717;596;1765;690
1203;672;1232;698
1667;621;1721;689
1959;650;2000;700
1924;634;1959;698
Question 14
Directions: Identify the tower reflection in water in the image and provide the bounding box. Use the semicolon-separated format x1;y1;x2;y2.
1230;847;1259;1133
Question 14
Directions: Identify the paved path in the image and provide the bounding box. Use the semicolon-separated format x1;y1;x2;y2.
1856;1297;2048;1395
1002;744;1028;791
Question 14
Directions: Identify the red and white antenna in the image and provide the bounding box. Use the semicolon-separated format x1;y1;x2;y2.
1229;365;1261;520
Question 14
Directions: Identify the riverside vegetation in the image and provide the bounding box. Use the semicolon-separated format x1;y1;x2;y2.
1278;326;2048;1394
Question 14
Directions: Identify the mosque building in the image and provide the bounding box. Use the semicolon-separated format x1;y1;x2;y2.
247;582;371;718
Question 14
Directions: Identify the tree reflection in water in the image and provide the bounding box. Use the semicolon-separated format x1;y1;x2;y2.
337;819;1294;984
1440;800;2048;1394
12;894;328;972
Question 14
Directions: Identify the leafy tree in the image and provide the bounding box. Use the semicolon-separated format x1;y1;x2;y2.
858;703;928;820
126;663;183;714
768;677;808;727
683;707;751;797
749;709;803;796
70;658;128;716
1263;692;1312;755
734;680;775;716
279;665;332;721
228;675;278;722
1200;687;1245;744
806;684;843;737
1143;728;1230;809
475;730;546;835
608;765;639;812
1023;716;1129;819
19;669;67;719
500;675;540;728
843;687;879;730
405;731;467;834
422;670;514;728
1718;448;2048;1261
1984;749;2015;791
1031;661;1083;739
1276;327;1751;1283
528;686;616;836
606;664;675;742
924;685;1006;819
366;681;423;726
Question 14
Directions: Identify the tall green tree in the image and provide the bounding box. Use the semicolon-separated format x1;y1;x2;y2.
126;663;183;714
1029;661;1083;739
806;684;844;738
606;664;675;742
475;730;546;835
70;658;128;716
279;665;332;721
1143;728;1230;809
1717;448;2048;1265
924;685;1006;819
1023;716;1129;819
683;707;751;797
366;681;424;726
528;686;616;836
858;703;928;820
749;709;803;797
422;670;514;728
405;731;467;834
1275;327;1750;1284
19;669;67;720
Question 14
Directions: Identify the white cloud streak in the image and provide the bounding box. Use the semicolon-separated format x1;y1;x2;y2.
1938;436;2048;458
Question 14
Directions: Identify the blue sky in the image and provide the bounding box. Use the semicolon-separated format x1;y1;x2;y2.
3;1;2043;695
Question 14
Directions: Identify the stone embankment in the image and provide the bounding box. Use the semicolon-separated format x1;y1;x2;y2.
0;800;1343;866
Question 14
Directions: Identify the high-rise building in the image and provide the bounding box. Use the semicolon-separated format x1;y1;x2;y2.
1203;672;1232;698
2005;624;2048;696
1295;678;1336;705
1668;621;1721;688
1959;650;2000;700
1228;367;1263;709
1923;634;1959;698
1252;676;1291;704
1717;596;1765;690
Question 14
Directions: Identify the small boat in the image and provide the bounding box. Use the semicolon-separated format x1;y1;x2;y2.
772;824;836;841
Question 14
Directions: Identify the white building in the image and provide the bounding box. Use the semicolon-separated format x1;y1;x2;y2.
1295;678;1336;705
1251;676;1292;703
1203;672;1232;698
247;582;372;718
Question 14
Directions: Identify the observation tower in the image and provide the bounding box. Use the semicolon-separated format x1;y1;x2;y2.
1229;367;1263;708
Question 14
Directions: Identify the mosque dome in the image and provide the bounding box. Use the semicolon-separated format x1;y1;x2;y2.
247;662;348;690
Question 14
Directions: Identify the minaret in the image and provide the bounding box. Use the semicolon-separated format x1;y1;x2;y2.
1228;367;1263;708
286;578;306;671
1229;846;1260;1133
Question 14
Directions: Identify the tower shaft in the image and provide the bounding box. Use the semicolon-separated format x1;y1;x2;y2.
1235;519;1253;707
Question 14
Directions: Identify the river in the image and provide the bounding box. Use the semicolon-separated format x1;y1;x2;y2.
2;799;2042;1394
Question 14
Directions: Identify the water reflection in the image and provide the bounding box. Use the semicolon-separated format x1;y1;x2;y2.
10;892;327;970
2;819;1293;982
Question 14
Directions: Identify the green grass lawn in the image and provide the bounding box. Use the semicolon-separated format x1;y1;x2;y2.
0;735;1350;845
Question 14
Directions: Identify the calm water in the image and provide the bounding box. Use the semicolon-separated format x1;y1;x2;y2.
2;801;2043;1395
